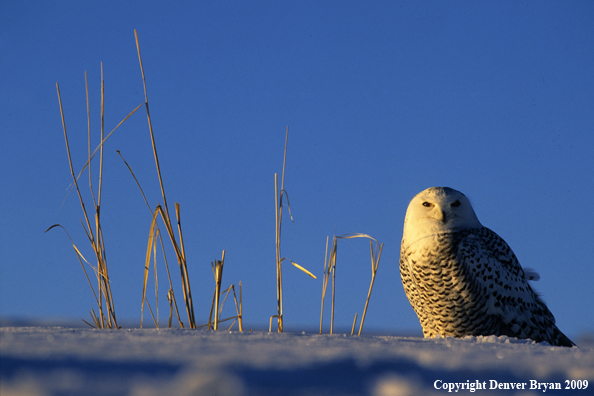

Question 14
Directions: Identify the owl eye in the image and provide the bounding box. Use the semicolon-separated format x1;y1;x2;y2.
451;200;461;207
422;202;433;207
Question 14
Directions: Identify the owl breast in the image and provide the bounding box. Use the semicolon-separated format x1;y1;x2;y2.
400;230;503;338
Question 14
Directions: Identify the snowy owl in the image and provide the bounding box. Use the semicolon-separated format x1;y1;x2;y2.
399;187;574;347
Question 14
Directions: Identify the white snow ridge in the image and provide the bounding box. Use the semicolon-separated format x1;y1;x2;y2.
1;327;592;395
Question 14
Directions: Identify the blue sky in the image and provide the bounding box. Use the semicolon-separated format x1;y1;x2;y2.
1;1;593;338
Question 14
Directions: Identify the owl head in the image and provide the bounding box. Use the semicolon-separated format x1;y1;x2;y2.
402;187;482;245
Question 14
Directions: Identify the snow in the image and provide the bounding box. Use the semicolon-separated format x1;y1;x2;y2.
1;327;593;396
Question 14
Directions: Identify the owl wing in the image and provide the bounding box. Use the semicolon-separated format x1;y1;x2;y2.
399;244;428;333
457;227;573;346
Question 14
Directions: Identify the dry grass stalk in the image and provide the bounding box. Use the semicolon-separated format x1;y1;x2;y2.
71;102;143;187
319;235;337;334
204;280;243;332
319;234;382;335
330;237;337;334
119;150;185;329
319;236;329;334
142;205;159;328
274;172;283;332
224;284;243;331
142;205;194;328
358;239;383;336
85;71;92;198
53;71;118;328
351;313;358;336
213;251;225;330
236;281;243;331
202;314;239;329
218;286;233;322
153;229;159;325
167;290;174;328
271;127;316;332
53;31;198;330
205;252;244;332
116;150;152;212
135;30;196;329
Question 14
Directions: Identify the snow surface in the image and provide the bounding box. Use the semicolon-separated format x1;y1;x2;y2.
1;327;593;396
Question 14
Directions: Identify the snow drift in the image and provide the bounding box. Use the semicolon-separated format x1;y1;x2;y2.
1;326;592;395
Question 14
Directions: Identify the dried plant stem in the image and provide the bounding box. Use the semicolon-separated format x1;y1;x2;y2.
330;238;337;335
167;290;174;328
272;127;315;332
319;236;337;334
153;228;159;327
159;230;184;328
319;234;382;335
72;102;143;186
236;281;243;331
275;127;289;332
85;71;94;204
56;81;117;329
175;203;194;326
204;281;242;331
320;236;337;334
142;207;158;328
274;172;283;332
319;236;330;334
135;31;170;219
97;64;117;328
358;240;383;336
143;205;193;328
136;30;195;329
98;63;105;209
213;251;225;330
351;313;358;336
122;149;185;329
117;150;152;213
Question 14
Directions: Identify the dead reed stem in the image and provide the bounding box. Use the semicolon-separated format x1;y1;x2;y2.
55;31;203;330
330;237;337;335
273;127;316;332
319;235;337;334
121;149;185;329
276;127;289;332
205;280;242;331
175;203;195;326
351;313;358;336
116;150;152;212
236;281;243;331
95;66;105;325
56;81;118;329
85;71;94;204
319;234;382;335
143;205;193;328
319;236;330;334
153;229;159;326
135;30;195;329
213;250;225;330
142;207;159;328
167;290;174;328
358;240;383;336
72;102;143;186
274;172;283;332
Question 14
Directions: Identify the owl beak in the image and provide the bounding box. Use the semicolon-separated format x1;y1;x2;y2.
439;209;448;223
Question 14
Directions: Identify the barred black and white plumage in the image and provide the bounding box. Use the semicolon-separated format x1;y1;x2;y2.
400;187;574;347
